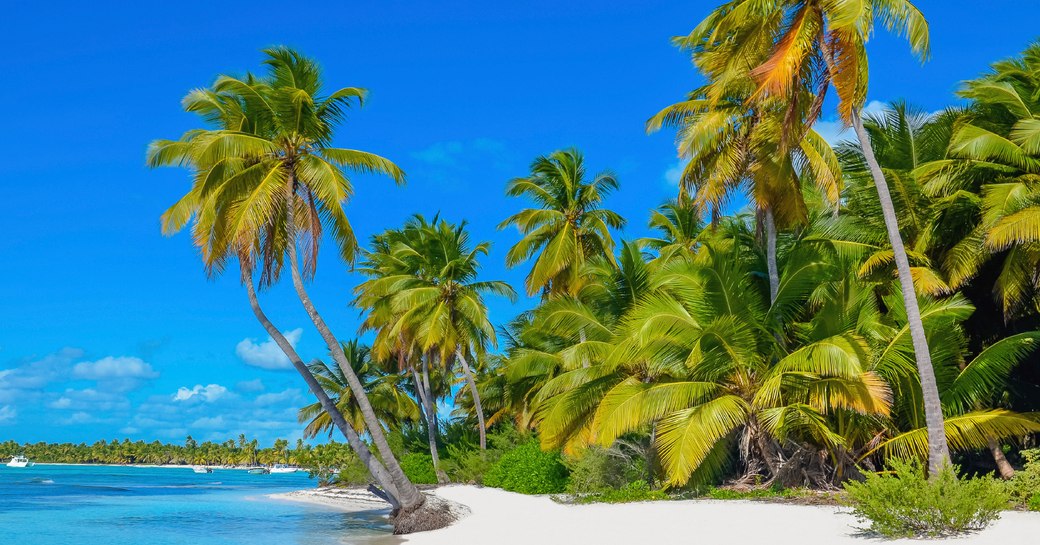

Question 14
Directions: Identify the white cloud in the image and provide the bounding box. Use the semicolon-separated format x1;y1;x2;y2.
172;384;229;403
49;397;72;409
0;405;15;424
255;388;301;406
235;329;302;370
61;411;102;425
73;356;159;380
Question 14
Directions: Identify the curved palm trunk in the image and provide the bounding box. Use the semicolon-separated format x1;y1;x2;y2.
988;439;1015;479
455;349;486;450
284;242;424;511
420;356;447;483
242;268;402;507
764;208;779;304
850;109;951;475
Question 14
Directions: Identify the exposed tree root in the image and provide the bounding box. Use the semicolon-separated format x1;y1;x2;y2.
390;493;470;535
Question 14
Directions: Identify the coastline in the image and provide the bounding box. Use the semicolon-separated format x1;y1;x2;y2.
268;487;394;513
33;462;296;471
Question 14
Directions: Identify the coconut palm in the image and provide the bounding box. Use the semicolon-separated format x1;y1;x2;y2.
148;47;425;518
684;0;950;475
500;148;626;298
917;42;1040;319
647;82;841;304
299;340;420;438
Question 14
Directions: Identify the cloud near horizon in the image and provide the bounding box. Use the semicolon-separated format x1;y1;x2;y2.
235;329;302;370
172;384;229;403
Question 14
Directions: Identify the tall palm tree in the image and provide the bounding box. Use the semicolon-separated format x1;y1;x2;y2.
686;0;950;475
148;47;426;518
500;148;626;298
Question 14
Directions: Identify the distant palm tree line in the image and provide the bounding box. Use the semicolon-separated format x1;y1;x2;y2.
147;1;1040;514
1;436;299;466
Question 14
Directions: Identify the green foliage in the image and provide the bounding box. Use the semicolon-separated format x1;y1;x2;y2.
483;440;569;494
843;460;1008;538
699;484;807;501
1006;448;1040;509
443;445;496;484
565;445;648;494
571;480;668;504
399;452;439;485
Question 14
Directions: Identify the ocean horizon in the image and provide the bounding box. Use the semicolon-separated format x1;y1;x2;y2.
0;464;392;544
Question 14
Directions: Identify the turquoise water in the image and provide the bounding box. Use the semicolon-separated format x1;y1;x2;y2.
0;464;392;544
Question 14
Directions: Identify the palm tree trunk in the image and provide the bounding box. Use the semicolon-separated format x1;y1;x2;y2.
988;439;1015;479
241;267;402;507
455;349;487;450
282;230;424;511
764;207;779;305
420;356;447;483
850;109;951;475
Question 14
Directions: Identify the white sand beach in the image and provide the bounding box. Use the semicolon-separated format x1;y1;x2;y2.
268;487;395;513
388;485;1040;545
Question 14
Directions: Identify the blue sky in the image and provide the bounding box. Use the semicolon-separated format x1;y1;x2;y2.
1;1;1037;446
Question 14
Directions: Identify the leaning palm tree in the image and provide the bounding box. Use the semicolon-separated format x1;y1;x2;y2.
148;47;430;523
685;0;950;475
500;148;626;298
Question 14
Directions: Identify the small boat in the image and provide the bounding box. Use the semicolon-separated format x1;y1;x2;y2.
269;464;301;474
192;466;213;474
6;455;34;468
246;467;270;475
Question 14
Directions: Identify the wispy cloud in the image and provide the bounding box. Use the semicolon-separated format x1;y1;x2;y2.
172;383;229;403
235;329;302;370
0;405;15;424
409;138;512;189
814;100;890;146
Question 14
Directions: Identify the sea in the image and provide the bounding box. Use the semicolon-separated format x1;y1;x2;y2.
0;464;392;545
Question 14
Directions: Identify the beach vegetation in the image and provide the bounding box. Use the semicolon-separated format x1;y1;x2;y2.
483;439;569;494
844;459;1008;537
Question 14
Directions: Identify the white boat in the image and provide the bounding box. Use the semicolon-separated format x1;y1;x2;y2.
192;465;213;474
269;464;301;474
6;455;33;468
246;467;270;475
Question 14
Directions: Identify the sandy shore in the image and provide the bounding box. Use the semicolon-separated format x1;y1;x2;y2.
268;487;394;513
386;485;1040;545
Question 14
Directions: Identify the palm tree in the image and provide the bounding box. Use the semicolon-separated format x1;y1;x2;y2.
499;148;626;298
299;340;420;439
148;47;426;519
357;216;516;451
685;0;949;476
647;79;842;306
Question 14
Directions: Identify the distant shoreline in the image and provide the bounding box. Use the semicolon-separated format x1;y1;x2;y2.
268;487;392;512
28;462;303;471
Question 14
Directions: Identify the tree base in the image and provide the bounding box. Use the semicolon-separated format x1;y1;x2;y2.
390;493;469;535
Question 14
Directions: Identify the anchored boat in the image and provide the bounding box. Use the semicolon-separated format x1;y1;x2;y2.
6;455;34;468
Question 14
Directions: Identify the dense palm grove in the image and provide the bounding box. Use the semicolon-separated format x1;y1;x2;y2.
131;0;1040;530
1;436;300;466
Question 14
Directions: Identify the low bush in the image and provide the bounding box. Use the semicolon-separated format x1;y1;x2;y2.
572;480;668;504
443;445;497;484
483;439;568;494
1006;448;1040;510
843;460;1008;538
565;445;648;494
400;452;439;485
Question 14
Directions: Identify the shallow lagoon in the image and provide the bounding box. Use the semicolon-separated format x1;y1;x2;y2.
0;464;391;544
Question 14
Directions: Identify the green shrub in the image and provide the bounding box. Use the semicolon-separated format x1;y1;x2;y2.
1006;448;1040;509
483;439;568;494
700;483;804;500
573;480;668;504
399;452;438;485
565;445;648;494
843;460;1008;538
443;444;497;484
